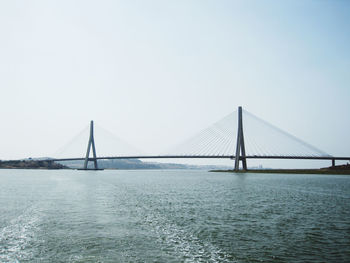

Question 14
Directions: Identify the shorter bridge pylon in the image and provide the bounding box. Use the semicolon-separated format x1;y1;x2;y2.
234;106;247;171
82;120;100;170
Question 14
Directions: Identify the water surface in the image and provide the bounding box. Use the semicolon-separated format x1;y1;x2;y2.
0;169;349;262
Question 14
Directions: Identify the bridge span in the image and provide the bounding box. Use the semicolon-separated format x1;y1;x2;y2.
53;155;350;162
39;106;349;171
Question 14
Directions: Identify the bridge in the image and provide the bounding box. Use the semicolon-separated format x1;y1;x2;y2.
47;107;349;171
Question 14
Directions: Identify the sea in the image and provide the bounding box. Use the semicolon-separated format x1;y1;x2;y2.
0;169;349;262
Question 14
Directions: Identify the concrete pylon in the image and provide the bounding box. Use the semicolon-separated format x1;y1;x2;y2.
83;120;99;170
234;106;247;171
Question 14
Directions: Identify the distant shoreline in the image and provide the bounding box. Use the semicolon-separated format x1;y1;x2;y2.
211;164;350;175
0;160;67;169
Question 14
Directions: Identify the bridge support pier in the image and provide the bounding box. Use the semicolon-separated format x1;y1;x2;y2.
234;106;247;172
332;159;335;167
82;120;99;170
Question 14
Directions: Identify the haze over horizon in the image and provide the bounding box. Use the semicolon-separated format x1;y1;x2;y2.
0;0;349;168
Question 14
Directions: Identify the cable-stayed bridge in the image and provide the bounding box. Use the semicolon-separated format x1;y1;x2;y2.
47;107;349;171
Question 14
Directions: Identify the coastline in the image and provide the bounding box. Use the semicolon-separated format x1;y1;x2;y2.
211;164;350;175
0;160;67;169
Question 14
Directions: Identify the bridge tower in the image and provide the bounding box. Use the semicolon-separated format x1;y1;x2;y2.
234;106;247;171
83;120;99;170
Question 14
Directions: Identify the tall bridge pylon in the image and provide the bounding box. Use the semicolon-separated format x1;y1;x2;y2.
234;106;247;171
83;120;99;170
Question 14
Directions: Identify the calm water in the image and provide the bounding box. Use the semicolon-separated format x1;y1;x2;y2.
0;169;349;263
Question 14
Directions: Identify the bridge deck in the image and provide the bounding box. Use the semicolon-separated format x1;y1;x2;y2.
49;155;350;162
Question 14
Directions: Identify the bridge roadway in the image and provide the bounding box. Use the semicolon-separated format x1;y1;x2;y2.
49;155;350;162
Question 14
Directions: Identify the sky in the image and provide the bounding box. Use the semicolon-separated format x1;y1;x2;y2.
0;0;349;168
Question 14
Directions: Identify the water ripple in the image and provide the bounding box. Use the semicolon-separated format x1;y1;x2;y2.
0;205;43;263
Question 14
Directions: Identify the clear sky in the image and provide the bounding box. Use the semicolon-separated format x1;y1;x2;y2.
0;0;349;167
